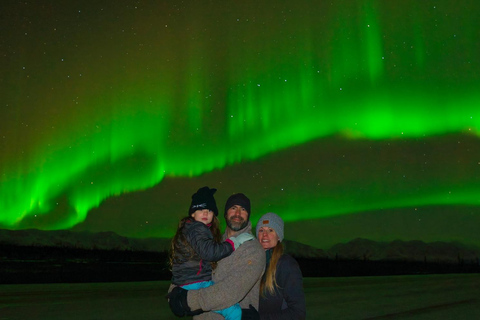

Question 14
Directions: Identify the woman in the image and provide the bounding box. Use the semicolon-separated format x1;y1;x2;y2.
256;212;306;319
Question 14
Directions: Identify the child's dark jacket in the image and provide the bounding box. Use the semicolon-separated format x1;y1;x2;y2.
171;219;234;286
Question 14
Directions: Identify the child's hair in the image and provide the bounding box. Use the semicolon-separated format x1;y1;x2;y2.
169;215;222;270
260;241;284;297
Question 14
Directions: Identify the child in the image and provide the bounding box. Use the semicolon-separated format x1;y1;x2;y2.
170;186;253;320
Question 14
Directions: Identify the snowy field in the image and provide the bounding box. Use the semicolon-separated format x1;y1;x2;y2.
1;273;479;319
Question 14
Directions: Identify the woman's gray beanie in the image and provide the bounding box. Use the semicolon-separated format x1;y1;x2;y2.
256;212;284;242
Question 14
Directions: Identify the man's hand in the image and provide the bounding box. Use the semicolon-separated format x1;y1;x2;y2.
241;304;260;320
168;286;203;317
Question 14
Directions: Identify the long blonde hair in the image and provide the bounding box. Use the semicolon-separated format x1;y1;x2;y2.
260;241;284;297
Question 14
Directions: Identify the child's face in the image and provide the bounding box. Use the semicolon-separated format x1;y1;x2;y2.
191;209;214;225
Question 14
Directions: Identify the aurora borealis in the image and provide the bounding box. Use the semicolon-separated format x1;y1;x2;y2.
1;0;480;249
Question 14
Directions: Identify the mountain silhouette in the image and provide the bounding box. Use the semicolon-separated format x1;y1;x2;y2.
1;229;479;263
327;237;480;264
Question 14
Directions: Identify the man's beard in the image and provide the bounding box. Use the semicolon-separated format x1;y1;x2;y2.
226;216;248;231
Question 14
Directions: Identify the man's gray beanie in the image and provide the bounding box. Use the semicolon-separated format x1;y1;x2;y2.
256;212;284;242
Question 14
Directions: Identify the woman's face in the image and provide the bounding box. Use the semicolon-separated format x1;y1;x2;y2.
191;209;214;225
258;227;279;250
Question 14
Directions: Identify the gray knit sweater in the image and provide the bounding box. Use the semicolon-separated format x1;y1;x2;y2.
187;221;265;319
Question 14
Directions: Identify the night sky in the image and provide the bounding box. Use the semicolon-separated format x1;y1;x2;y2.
1;1;480;249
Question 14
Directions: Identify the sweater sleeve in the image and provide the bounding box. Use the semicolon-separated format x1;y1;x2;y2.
187;240;265;312
261;255;306;320
185;222;234;262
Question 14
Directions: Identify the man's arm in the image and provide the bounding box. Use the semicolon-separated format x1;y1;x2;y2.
187;240;265;312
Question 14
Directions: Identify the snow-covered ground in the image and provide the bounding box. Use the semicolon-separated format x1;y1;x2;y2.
0;274;479;319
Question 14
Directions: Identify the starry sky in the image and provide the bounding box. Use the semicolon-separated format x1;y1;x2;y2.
1;0;480;249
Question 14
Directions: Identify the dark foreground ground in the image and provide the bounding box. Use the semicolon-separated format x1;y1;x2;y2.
0;273;479;320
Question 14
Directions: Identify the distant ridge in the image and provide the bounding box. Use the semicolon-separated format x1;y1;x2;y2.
327;238;480;264
0;228;171;252
283;239;327;259
1;229;479;263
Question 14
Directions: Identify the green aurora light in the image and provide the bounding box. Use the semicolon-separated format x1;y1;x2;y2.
1;0;480;238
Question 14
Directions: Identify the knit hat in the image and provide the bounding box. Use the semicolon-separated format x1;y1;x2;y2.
256;212;284;242
189;186;219;216
224;193;251;220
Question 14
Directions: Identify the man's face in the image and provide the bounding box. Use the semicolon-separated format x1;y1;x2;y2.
225;204;249;231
